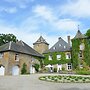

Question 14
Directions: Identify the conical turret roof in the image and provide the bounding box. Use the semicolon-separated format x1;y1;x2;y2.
33;36;49;45
73;30;86;39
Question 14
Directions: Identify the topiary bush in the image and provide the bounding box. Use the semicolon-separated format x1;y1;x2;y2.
21;63;27;74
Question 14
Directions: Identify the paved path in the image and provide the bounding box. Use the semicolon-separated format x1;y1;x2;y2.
0;74;90;90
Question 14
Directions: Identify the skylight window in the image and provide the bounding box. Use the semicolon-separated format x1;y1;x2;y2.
59;44;61;47
53;47;56;50
64;46;66;48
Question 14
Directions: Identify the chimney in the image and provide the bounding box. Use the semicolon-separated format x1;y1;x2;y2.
58;37;61;41
67;36;70;46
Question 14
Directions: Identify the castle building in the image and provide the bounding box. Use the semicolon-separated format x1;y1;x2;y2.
34;30;90;72
43;37;72;72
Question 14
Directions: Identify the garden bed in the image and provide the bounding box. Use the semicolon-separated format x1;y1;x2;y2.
39;75;90;83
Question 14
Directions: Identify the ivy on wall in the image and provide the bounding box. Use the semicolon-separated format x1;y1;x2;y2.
84;38;90;66
72;38;90;69
71;39;81;69
43;52;71;65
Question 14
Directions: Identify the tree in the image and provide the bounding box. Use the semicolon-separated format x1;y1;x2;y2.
0;34;18;46
85;29;90;37
21;63;27;74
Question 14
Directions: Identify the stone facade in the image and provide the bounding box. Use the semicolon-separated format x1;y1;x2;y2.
33;36;49;54
0;41;43;75
0;51;40;75
33;43;49;54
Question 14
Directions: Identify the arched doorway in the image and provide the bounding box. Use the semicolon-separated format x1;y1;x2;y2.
12;66;19;75
30;65;35;74
0;65;5;75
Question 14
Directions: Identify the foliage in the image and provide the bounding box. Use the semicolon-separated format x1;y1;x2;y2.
21;63;27;74
33;64;40;72
39;75;90;83
76;70;90;75
43;52;71;65
0;34;18;46
85;29;90;37
71;39;80;69
71;36;90;69
84;39;90;66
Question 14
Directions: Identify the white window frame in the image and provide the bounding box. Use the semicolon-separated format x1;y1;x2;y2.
67;63;72;70
79;51;83;58
80;43;84;50
57;54;61;60
49;55;52;60
64;46;66;49
53;47;56;50
66;54;71;59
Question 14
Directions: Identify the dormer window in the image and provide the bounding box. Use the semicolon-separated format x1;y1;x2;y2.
15;54;19;61
59;44;61;47
53;47;56;50
64;46;66;48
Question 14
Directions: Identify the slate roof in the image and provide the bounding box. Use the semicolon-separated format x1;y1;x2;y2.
0;41;43;58
44;37;71;53
73;30;87;39
33;36;49;45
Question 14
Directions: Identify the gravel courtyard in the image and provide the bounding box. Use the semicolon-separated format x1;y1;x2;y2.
0;74;90;90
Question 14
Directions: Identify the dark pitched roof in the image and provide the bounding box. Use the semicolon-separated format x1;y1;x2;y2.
0;41;43;58
44;37;71;53
33;36;49;45
73;30;86;39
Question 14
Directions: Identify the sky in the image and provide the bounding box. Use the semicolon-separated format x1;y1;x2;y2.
0;0;90;48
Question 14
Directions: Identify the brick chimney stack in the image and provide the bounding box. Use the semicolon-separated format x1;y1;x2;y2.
67;36;70;46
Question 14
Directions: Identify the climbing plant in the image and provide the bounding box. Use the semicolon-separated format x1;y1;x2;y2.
43;52;71;65
84;38;90;66
71;39;81;69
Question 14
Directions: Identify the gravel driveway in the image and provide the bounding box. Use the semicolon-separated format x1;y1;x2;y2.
0;74;90;90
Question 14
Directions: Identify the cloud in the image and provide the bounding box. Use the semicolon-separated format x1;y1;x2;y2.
0;7;17;13
33;5;81;32
60;0;90;18
0;4;83;48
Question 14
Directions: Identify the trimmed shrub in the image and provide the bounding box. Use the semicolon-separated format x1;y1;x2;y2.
21;63;27;74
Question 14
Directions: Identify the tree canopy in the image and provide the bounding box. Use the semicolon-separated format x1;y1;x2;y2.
0;34;18;46
85;29;90;37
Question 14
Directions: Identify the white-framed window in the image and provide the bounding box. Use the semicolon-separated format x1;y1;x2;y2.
49;55;52;60
79;51;83;58
66;54;71;59
15;54;19;61
80;43;84;50
57;54;61;60
67;63;72;70
64;46;66;49
53;47;56;50
0;53;3;58
59;44;61;47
